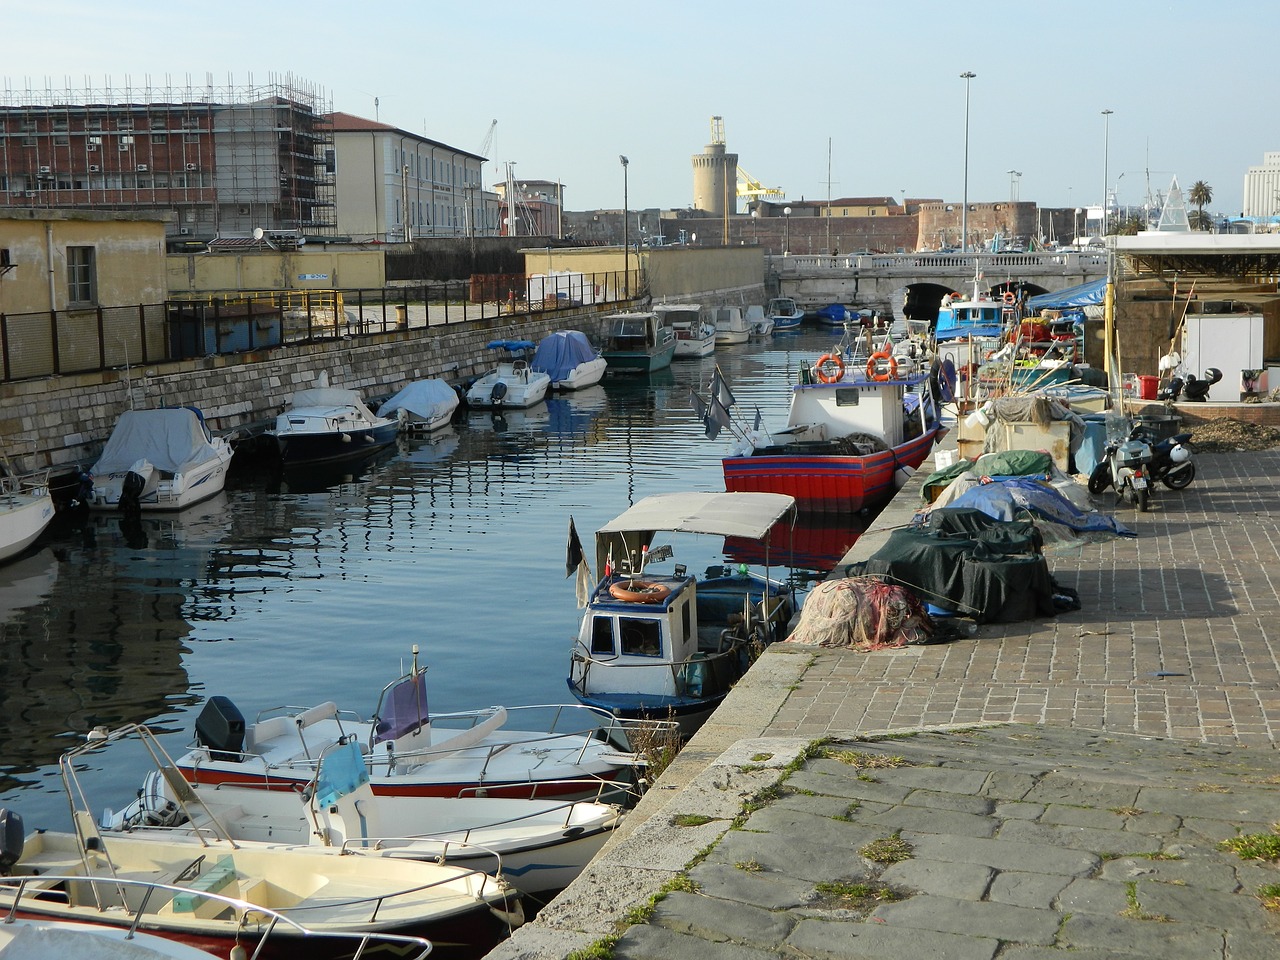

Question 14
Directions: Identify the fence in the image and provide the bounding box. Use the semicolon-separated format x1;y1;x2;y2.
0;269;638;384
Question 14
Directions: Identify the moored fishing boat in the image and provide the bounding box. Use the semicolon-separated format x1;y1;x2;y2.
600;312;677;373
766;297;805;331
716;346;946;514
654;302;716;358
566;492;797;736
712;305;751;345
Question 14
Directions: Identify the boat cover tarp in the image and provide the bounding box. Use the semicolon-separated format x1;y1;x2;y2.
377;379;460;422
532;331;598;382
91;408;221;475
485;339;535;352
859;511;1069;623
287;387;379;419
785;576;935;649
594;492;796;575
1026;278;1107;312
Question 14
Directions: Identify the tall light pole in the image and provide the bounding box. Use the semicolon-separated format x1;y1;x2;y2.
960;71;976;253
619;155;629;298
1101;109;1113;237
1007;169;1021;203
783;206;792;255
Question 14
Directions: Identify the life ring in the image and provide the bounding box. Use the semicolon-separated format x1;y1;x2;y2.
609;580;671;604
865;352;899;382
815;353;845;383
1002;291;1016;305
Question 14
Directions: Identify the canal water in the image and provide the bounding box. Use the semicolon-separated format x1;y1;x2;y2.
0;325;871;945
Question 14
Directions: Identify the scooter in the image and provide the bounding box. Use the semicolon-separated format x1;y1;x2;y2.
1159;367;1222;403
1131;426;1196;489
1087;424;1155;511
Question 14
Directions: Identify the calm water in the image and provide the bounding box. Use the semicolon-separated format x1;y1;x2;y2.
0;326;866;939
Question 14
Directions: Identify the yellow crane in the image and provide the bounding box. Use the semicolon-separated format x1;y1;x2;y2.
708;116;782;203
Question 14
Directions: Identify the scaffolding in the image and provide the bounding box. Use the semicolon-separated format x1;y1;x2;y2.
0;73;336;236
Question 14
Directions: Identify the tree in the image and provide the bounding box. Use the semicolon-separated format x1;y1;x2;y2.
1188;181;1213;230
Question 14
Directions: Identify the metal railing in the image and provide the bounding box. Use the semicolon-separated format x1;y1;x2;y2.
0;268;640;384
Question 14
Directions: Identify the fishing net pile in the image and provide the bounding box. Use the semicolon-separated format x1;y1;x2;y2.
786;576;935;650
1190;417;1280;452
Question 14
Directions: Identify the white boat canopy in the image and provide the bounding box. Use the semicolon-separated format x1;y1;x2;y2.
594;492;796;575
91;408;222;475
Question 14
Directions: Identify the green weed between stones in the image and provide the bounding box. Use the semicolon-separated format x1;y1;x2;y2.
820;748;909;769
1220;829;1280;861
1258;883;1280;911
735;858;764;872
860;830;914;864
566;937;619;960
621;875;699;926
1120;881;1170;922
814;880;902;906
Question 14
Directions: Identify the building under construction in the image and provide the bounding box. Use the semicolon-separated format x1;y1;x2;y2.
0;74;335;240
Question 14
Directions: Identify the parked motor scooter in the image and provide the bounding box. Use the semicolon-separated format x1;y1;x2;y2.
1087;422;1156;511
1159;367;1222;403
1130;425;1196;489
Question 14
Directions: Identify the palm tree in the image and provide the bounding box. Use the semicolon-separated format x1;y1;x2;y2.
1188;181;1213;230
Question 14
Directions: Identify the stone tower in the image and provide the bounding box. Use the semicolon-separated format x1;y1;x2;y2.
692;117;738;216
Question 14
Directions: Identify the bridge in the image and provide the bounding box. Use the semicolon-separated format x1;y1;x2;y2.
771;250;1109;320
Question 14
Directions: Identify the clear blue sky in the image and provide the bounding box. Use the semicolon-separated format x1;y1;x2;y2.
5;0;1272;217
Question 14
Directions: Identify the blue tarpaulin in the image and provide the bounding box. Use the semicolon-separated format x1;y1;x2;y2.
531;330;598;382
1026;278;1106;312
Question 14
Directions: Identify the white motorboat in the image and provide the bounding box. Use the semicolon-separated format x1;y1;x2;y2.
746;305;773;337
0;470;53;564
466;340;552;409
0;876;433;960
376;378;460;432
174;648;647;802
100;721;623;897
86;408;232;513
654;303;716;358
0;725;523;957
566;492;798;737
766;297;805;331
712;306;751;345
531;330;607;390
271;373;400;466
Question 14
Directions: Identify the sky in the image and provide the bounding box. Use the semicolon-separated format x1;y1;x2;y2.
4;0;1275;217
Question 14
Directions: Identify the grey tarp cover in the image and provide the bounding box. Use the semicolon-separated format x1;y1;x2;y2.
91;408;221;475
376;378;459;422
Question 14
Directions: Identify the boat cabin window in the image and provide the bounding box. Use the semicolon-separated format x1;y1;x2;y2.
620;617;663;657
834;388;861;407
681;600;691;643
590;616;615;656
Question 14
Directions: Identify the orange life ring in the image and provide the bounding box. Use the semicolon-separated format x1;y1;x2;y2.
1002;291;1016;305
865;352;899;381
609;580;672;604
815;353;845;383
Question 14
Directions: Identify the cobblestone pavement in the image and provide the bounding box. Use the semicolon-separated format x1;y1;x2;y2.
488;449;1280;959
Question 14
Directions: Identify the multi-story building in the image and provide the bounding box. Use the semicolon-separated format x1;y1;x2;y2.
493;178;563;238
0;75;335;240
326;112;495;242
1243;152;1280;218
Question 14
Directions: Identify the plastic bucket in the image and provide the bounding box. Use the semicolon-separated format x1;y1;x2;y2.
1137;375;1160;400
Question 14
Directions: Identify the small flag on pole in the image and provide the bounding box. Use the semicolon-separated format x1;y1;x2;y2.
753;406;763;432
566;517;592;608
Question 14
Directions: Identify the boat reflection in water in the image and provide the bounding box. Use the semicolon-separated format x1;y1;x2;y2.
722;511;869;576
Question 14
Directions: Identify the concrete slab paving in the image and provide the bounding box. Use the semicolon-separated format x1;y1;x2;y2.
486;450;1280;959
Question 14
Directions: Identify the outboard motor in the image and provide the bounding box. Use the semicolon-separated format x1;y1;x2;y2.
0;807;24;876
119;469;146;518
194;696;246;762
489;380;508;407
1182;367;1223;402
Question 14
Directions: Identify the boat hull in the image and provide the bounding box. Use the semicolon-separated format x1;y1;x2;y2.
602;343;677;372
0;484;54;564
88;450;233;512
275;421;399;465
722;427;944;514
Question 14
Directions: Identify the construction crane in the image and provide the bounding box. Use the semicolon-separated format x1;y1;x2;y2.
478;118;497;159
708;116;783;203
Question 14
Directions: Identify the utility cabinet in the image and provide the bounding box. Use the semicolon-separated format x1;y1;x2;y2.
1182;313;1264;401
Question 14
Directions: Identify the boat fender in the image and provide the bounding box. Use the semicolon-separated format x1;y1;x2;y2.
609;580;672;604
815;353;845;383
865;352;899;381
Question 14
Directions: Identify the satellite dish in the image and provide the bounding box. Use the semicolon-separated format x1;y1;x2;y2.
252;227;264;241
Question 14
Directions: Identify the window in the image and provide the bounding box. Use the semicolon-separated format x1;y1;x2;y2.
66;246;96;304
619;618;662;657
151;133;167;144
590;617;614;656
118;134;134;151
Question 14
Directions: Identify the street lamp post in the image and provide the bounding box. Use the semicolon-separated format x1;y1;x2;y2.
1101;109;1113;236
783;206;792;255
960;71;976;253
620;155;629;299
